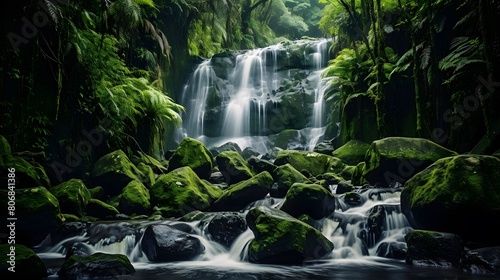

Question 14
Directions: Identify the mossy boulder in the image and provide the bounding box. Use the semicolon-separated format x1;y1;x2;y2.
59;252;135;279
50;178;91;217
280;183;335;219
269;129;302;150
247;156;277;175
167;137;214;180
405;230;464;268
246;206;334;265
118;180;151;216
363;137;458;186
271;163;311;198
351;162;368;186
401;155;500;245
150;166;222;217
210;171;274;211
134;151;168;174
274;150;345;176
0;244;47;277
0;155;51;189
85;198;119;220
215;151;254;185
332;140;371;166
136;162;155;188
0;187;63;247
89;150;145;196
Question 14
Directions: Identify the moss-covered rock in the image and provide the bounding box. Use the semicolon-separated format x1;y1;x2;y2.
280;183;335;219
269;129;303;150
405;230;464;268
274;150;345;176
247;156;277;175
85;198;119;220
135;151;168;174
210;171;274;211
0;155;51;189
246;206;334;265
351;162;368;186
118;180;151;216
167;137;214;180
136;162;155;187
363;137;458;186
50;178;91;217
59;252;135;279
89;150;145;196
401;155;500;245
271;163;311;198
88;186;105;200
0;187;63;247
0;244;47;277
215;151;254;185
340;165;356;180
332;140;371;166
150;166;222;217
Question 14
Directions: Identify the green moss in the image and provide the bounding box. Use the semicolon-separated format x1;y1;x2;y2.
0;244;47;276
119;180;151;216
269;129;301;149
274;150;345;176
215;150;254;185
90;150;144;182
404;155;500;208
167;137;214;180
150;166;222;216
136;162;155;187
332;140;371;166
50;178;91;216
2;155;51;188
86;198;119;219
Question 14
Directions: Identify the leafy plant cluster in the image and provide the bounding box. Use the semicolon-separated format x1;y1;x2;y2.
318;0;500;152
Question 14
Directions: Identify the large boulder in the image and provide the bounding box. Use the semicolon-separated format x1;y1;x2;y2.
405;230;464;268
363;137;457;186
89;150;145;196
118;180;151;216
274;150;345;176
401;155;500;245
271;163;311;198
59;252;135;279
150;166;222;217
210;171;274;211
0;244;47;277
331;140;371;166
280;183;335;219
0;187;63;247
246;206;334;265
203;212;248;248
215;151;254;185
50;178;91;217
167;137;214;180
141;224;204;261
85;198;119;220
0;155;51;189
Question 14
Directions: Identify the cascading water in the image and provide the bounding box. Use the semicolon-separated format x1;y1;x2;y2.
177;39;332;153
36;188;418;279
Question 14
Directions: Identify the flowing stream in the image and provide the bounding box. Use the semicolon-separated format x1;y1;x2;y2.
36;188;497;279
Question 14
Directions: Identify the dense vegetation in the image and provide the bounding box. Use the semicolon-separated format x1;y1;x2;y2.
1;0;499;184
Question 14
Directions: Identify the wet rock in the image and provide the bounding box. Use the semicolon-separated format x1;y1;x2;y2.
376;241;407;260
59;252;135;279
247;156;276;175
332;140;371;166
274;150;345;176
246;206;334;265
118;180;151;216
401;155;500;245
280;183;335;219
50;178;91;217
363;137;457;186
462;246;500;275
204;212;247;248
271;163;310;198
0;187;63;247
167;137;214;180
210;171;273;211
141;224;204;262
215;151;254;185
0;244;47;277
405;230;464;267
150;166;222;217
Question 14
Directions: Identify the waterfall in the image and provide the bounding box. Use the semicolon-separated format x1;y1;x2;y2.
178;39;333;153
